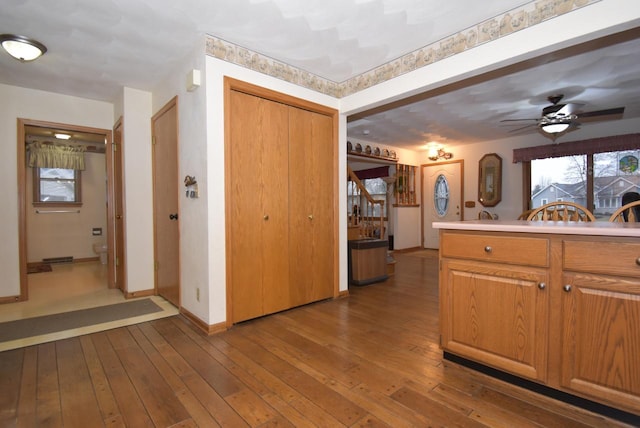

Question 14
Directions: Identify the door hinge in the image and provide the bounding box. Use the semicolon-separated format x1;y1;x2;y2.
154;261;159;271
112;143;118;152
152;136;156;146
115;257;120;267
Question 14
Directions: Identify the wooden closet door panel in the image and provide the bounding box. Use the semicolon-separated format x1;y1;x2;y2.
288;107;313;306
260;99;291;316
229;91;289;322
289;107;334;305
308;111;334;301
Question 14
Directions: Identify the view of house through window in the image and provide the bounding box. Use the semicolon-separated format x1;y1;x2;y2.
347;177;387;218
531;150;640;220
34;167;81;204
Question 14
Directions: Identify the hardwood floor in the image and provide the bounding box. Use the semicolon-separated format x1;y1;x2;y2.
0;251;635;427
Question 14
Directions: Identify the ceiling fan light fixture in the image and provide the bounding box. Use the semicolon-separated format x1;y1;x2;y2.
0;34;47;62
541;122;570;134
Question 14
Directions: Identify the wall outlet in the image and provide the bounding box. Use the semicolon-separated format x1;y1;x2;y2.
196;287;200;302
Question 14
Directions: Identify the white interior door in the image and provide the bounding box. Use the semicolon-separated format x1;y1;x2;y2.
423;161;463;249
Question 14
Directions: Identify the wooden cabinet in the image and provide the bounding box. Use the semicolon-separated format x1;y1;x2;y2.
439;230;640;415
440;232;549;381
227;79;336;323
560;240;640;413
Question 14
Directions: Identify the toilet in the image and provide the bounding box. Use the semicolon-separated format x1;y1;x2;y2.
92;242;108;265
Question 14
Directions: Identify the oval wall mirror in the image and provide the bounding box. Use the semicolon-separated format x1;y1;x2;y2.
478;153;502;207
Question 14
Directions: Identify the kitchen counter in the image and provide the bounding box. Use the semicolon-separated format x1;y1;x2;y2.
436;221;640;420
433;219;640;237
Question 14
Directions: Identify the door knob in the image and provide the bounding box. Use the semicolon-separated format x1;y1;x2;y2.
169;213;178;220
308;214;314;220
263;215;269;220
563;284;572;292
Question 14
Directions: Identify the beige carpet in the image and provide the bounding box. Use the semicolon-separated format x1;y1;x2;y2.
0;297;178;351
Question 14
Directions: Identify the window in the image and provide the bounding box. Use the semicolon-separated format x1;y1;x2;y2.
434;174;449;216
347;177;387;218
33;167;82;205
529;149;640;221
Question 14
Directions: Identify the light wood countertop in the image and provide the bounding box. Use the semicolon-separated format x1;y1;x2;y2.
433;220;640;237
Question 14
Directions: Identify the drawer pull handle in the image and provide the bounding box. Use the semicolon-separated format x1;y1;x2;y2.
263;215;269;221
636;258;640;266
538;282;546;290
484;246;492;253
563;284;572;292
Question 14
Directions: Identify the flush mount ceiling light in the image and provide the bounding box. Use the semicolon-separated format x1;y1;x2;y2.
0;34;47;62
54;133;71;140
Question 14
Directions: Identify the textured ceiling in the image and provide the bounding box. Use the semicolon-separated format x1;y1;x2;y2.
1;0;639;150
347;31;640;149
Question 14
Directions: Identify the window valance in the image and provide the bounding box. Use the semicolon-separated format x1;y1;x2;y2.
512;133;640;163
350;166;390;180
27;141;86;170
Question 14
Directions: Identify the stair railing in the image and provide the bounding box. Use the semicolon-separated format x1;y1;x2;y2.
347;166;385;239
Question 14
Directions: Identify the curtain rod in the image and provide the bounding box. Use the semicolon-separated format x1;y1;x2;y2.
35;209;80;214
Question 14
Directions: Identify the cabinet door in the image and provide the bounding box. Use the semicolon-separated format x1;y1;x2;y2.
229;90;290;322
288;107;335;306
441;259;549;381
561;272;640;414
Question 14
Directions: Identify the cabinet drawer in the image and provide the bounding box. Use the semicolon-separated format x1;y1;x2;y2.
564;240;640;277
441;232;548;267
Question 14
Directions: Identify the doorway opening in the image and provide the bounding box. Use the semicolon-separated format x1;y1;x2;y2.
17;119;117;308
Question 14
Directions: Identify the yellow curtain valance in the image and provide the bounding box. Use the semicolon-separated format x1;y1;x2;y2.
27;141;86;170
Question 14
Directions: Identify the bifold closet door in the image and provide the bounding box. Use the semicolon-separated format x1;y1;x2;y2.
288;106;334;306
229;90;290;323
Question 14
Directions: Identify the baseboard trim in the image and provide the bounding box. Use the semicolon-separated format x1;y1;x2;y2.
443;351;639;425
180;307;227;335
336;290;350;299
124;289;155;299
0;295;22;304
392;246;422;253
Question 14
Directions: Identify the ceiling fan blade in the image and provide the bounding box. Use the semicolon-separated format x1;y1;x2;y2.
576;106;625;122
507;123;537;133
555;102;584;116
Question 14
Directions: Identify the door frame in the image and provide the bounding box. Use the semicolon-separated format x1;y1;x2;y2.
420;159;464;249
17;118;116;301
111;117;127;292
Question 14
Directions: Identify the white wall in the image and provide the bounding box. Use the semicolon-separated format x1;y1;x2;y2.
0;84;113;298
120;87;154;293
152;37;209;322
26;152;107;262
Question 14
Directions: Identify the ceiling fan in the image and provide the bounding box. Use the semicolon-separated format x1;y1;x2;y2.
501;94;625;137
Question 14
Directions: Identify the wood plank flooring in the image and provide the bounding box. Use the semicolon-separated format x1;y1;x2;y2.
0;251;635;427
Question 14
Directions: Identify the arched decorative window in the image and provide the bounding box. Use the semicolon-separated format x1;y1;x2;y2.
434;174;449;217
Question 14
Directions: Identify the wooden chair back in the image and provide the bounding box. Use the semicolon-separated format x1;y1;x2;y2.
608;200;640;222
517;209;533;220
526;201;596;222
478;210;494;220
